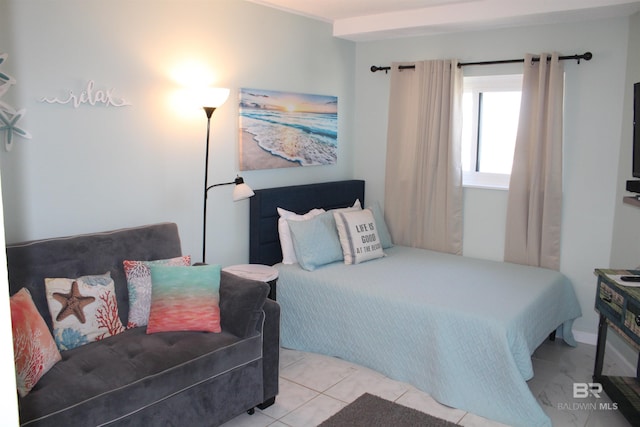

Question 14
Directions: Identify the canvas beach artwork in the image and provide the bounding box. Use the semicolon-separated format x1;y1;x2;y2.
239;88;338;170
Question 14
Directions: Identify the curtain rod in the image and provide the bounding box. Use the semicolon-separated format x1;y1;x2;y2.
370;51;592;73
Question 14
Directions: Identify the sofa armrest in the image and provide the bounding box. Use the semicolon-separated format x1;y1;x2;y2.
219;271;269;338
261;298;280;406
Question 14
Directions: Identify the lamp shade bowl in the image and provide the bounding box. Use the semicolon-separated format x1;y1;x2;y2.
202;88;230;109
232;177;254;201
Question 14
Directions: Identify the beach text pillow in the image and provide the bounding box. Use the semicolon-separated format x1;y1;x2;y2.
45;273;125;351
334;208;385;265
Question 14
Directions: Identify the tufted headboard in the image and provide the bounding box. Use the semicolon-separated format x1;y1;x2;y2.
249;180;365;266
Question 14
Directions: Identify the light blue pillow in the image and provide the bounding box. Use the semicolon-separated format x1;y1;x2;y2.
368;202;394;249
287;212;343;271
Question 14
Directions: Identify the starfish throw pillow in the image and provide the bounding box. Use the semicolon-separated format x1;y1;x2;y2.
45;272;125;351
11;288;61;396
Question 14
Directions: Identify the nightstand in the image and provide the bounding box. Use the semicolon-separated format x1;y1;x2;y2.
593;268;640;424
223;264;278;301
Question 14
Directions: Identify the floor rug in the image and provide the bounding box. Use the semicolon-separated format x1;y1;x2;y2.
319;393;460;427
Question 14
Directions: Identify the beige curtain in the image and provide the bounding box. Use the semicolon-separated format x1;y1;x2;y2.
504;53;564;270
384;60;463;254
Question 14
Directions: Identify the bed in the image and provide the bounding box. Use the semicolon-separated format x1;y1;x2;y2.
249;179;582;427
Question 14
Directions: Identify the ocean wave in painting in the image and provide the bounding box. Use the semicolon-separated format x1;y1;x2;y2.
241;111;337;166
239;88;338;168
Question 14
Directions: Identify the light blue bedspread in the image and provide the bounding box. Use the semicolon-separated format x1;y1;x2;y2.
276;246;582;427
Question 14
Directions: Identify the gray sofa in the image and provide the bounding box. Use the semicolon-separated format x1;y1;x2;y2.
6;222;280;426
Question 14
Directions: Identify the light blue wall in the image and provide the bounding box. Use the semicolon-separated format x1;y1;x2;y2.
611;12;640;268
1;0;636;345
354;17;631;339
0;172;18;425
0;0;356;267
0;2;25;418
607;12;640;365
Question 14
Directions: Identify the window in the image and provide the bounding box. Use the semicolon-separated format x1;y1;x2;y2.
462;74;522;189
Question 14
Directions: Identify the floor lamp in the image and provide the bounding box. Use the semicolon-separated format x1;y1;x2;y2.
201;88;254;263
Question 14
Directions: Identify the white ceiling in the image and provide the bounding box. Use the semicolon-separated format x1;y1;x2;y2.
247;0;640;41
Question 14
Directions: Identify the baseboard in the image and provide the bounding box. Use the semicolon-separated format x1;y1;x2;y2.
573;330;636;376
573;330;597;346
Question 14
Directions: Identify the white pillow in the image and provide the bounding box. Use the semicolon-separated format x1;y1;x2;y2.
327;199;362;213
277;207;325;264
333;208;385;265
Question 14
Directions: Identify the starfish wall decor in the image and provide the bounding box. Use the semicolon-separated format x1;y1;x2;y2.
0;53;31;152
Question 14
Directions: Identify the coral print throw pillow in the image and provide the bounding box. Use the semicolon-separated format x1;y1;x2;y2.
11;288;61;397
45;272;125;351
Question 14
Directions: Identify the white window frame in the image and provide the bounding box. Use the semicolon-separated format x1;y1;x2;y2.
462;74;523;190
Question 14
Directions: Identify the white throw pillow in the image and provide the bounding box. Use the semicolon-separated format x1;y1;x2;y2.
333;208;385;265
327;199;362;214
277;207;325;264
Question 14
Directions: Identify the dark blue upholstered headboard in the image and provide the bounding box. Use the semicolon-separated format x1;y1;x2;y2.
249;180;365;266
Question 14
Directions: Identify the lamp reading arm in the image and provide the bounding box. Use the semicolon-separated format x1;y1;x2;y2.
206;180;235;195
202;176;254;263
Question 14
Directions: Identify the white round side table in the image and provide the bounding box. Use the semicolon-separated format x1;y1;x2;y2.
222;264;278;300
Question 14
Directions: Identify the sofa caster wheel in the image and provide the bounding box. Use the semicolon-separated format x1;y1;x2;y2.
247;408;255;415
257;397;276;410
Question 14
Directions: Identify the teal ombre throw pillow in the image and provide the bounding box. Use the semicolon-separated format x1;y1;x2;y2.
123;255;192;329
146;264;221;334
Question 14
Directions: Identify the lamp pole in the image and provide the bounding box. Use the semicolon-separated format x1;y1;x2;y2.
202;106;216;264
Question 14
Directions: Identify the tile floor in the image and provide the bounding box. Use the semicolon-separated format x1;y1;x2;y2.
222;340;634;427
